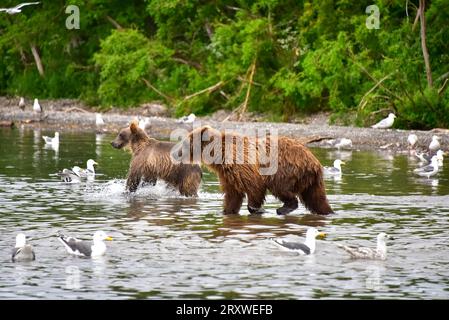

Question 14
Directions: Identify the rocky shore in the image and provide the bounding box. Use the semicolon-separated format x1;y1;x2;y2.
1;97;448;152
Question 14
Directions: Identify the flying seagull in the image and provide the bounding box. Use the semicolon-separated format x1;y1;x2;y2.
12;233;35;262
57;231;112;258
0;2;40;15
338;233;392;260
414;155;439;178
272;227;326;255
371;113;396;129
324;159;345;175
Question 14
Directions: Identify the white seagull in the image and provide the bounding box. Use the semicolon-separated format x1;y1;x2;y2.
42;132;59;147
338;233;391;260
177;113;196;124
11;233;35;262
95;113;105;126
429;136;441;152
72;159;98;177
407;134;418;149
324;159;345;175
57;231;112;258
19;97;26;110
0;2;40;15
371;113;396;129
33;98;41;112
272;227;326;255
414;155;439;178
57;168;81;183
138;117;151;131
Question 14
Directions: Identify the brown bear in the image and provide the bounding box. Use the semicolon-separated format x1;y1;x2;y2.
111;121;202;197
172;125;333;215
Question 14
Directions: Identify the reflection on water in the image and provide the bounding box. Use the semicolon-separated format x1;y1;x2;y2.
0;127;448;299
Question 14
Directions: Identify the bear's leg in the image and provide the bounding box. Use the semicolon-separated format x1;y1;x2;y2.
223;189;245;214
247;192;266;214
275;192;298;215
142;176;157;187
179;183;198;197
126;171;142;193
300;180;334;215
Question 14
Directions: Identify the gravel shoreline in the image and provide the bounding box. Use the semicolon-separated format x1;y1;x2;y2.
1;98;448;152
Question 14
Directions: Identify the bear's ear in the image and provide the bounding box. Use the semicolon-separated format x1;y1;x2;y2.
201;125;216;141
130;120;139;134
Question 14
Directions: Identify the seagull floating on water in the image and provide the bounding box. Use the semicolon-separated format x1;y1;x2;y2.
33;98;41;113
414;155;439;178
338;233;391;260
429;136;441;152
371;113;396;129
177;113;196;124
272;228;326;255
42;132;59;147
324;159;345;175
0;2;40;15
57;168;81;183
57;231;112;258
12;233;35;262
72;159;98;177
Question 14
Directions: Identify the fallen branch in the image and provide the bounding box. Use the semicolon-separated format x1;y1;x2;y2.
438;78;449;96
30;45;44;77
183;81;224;101
65;107;89;113
357;73;393;110
141;78;174;103
238;60;256;121
106;15;123;30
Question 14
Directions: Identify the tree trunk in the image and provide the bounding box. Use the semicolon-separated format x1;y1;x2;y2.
30;45;44;77
419;0;433;87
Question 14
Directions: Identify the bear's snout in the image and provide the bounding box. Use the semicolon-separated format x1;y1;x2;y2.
111;141;121;149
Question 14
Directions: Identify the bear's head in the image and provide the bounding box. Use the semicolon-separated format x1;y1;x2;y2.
171;125;223;164
111;120;148;150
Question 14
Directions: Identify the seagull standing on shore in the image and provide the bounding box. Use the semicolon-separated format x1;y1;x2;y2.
33;98;41;113
407;134;418;149
138;117;150;131
324;159;345;175
338;233;391;260
95;113;105;126
0;2;40;15
177;113;196;124
371;113;396;129
429;136;441;152
272;228;326;255
12;233;36;262
57;231;112;258
18;97;26;110
414;155;439;178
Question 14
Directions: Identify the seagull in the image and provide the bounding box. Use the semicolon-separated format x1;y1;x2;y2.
138;117;151;131
324;159;345;175
271;228;326;255
0;2;40;15
371;113;396;129
338;233;391;260
414;155;439;178
72;159;98;177
177;113;196;124
95;113;105;126
57;168;81;183
18;97;25;110
435;150;446;167
42;132;59;147
33;98;41;112
11;233;35;262
334;138;353;149
57;231;112;258
407;134;418;149
429;136;441;152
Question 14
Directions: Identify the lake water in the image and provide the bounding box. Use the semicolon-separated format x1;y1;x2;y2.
0;127;448;299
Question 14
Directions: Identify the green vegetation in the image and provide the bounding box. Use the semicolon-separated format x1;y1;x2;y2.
0;0;448;128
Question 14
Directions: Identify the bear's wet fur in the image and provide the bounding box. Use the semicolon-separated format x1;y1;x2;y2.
111;121;202;197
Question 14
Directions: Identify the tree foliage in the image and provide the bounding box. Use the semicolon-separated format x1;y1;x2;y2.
0;0;448;128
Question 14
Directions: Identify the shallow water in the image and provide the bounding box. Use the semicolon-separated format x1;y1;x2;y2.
0;127;448;299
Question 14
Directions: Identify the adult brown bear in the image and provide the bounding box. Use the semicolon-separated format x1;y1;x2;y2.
111;121;202;197
172;126;333;215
